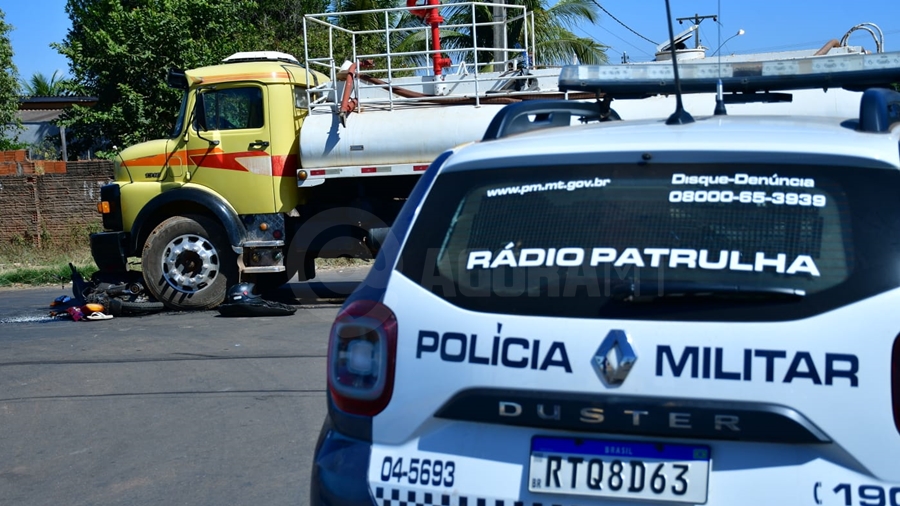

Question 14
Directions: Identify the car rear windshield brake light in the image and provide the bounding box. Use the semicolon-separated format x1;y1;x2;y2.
328;300;397;416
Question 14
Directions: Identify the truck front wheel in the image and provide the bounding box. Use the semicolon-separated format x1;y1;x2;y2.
142;215;238;310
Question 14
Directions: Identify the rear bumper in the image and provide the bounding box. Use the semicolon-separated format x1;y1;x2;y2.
90;231;131;272
310;416;375;506
312;410;900;506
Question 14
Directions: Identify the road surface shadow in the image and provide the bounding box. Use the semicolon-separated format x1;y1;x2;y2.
264;266;371;305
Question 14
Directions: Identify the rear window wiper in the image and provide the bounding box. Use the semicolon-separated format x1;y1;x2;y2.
610;281;806;303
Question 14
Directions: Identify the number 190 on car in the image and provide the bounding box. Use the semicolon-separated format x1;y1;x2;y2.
528;437;710;504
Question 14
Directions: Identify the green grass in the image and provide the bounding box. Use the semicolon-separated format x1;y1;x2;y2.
0;263;98;287
0;240;98;288
0;233;373;287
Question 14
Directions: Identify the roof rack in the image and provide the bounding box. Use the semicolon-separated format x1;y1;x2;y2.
559;51;900;99
222;51;300;65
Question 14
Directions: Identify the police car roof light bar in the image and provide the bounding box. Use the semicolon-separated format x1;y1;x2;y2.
559;51;900;100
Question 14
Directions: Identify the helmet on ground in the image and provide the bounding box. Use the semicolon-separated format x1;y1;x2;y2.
217;281;296;317
226;282;261;304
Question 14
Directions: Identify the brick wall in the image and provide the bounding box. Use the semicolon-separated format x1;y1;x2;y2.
0;150;114;247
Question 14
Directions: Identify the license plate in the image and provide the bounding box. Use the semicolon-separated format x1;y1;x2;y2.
528;436;710;504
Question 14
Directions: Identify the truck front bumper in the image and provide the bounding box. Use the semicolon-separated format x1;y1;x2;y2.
90;231;131;272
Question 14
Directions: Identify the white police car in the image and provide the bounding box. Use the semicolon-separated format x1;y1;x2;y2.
311;50;900;506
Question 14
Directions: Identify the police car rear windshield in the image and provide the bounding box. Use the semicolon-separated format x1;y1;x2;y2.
398;163;900;322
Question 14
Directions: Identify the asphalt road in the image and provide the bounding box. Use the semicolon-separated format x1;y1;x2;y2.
0;267;369;506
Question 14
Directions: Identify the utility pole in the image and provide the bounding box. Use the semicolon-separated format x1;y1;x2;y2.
676;13;717;49
493;0;507;70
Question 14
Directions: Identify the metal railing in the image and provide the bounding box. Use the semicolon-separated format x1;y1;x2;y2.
301;2;546;112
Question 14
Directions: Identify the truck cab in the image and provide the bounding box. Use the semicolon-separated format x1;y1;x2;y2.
92;52;330;309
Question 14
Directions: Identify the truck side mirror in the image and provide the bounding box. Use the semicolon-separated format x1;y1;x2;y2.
167;69;188;90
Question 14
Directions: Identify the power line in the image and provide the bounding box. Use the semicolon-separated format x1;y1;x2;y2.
592;24;656;59
575;25;625;59
590;0;658;46
699;26;733;53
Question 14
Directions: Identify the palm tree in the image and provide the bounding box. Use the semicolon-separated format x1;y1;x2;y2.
423;0;608;67
330;0;408;67
525;0;608;65
20;70;70;97
333;0;399;32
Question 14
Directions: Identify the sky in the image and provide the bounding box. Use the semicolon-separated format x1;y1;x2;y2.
4;0;71;81
577;0;900;65
3;0;899;82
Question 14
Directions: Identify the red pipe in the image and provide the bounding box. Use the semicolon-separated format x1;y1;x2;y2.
338;62;359;126
407;0;451;75
407;0;427;19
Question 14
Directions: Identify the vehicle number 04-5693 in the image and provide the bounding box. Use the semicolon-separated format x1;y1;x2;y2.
379;456;456;487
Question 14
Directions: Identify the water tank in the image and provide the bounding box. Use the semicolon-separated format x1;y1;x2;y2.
299;104;507;170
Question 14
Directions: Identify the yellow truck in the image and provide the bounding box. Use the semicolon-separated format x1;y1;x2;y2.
90;2;584;310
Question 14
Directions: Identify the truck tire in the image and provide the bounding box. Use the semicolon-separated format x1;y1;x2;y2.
107;297;166;317
142;215;238;310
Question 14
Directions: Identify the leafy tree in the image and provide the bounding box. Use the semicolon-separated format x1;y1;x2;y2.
56;0;381;155
20;70;71;97
254;0;330;61
56;0;269;155
333;0;399;35
0;9;25;151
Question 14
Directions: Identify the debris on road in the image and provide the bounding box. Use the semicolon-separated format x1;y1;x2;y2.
46;264;165;320
216;282;297;317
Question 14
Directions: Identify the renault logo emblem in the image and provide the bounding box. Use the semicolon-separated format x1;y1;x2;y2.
592;330;637;386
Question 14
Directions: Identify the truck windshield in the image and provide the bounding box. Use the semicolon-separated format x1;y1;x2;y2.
170;91;189;138
398;163;900;322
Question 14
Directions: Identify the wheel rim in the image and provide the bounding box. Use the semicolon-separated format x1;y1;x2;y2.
160;233;220;294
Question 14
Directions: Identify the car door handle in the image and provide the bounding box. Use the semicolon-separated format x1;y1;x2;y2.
249;140;270;150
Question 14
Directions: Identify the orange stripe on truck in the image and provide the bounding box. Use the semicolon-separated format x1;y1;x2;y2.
189;150;268;172
128;149;296;176
127;154;166;167
198;72;291;84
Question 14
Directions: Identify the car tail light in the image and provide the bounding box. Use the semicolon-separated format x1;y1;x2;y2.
328;300;397;416
893;334;900;434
